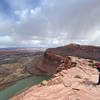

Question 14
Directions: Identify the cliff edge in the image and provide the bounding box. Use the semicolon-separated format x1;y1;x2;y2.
10;56;100;100
27;44;100;75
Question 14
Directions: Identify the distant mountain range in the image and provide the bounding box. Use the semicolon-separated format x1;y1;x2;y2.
0;47;47;50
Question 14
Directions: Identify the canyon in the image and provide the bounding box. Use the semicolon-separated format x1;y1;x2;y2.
10;44;100;100
0;49;43;90
10;56;100;100
28;44;100;75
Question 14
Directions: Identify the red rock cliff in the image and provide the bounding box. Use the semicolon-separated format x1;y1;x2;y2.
46;44;100;60
10;56;100;100
28;44;100;75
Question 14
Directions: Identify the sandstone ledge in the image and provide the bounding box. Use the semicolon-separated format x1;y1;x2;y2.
10;56;100;100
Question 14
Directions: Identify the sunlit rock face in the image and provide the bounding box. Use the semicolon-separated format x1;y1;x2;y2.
28;44;100;75
27;51;64;75
10;56;100;100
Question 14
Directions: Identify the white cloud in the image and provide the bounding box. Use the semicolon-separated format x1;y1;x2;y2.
0;36;12;42
0;35;13;48
14;9;29;20
0;0;100;47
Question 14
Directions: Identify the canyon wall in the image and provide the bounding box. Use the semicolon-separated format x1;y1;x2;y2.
28;44;100;75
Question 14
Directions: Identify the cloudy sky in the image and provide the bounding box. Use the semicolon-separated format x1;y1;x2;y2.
0;0;100;48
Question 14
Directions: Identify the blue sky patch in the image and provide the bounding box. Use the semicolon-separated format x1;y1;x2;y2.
0;33;8;36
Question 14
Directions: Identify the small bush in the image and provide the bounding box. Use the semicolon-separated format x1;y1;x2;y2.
88;63;98;68
88;63;92;66
74;75;82;79
78;57;81;59
88;60;94;63
76;99;79;100
94;63;98;66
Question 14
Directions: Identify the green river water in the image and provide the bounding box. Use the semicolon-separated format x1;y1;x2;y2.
0;75;51;100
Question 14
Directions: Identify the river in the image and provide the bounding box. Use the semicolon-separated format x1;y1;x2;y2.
0;75;51;100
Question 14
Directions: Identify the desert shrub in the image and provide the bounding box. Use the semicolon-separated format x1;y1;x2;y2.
76;99;79;100
88;63;98;68
94;63;98;66
74;75;82;79
88;60;94;63
88;63;92;66
78;57;81;59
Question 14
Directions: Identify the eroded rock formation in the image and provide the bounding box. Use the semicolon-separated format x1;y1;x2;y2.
28;44;100;75
10;56;100;100
0;51;43;90
46;44;100;60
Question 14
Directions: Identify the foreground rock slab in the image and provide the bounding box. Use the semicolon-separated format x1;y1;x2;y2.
10;56;100;100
